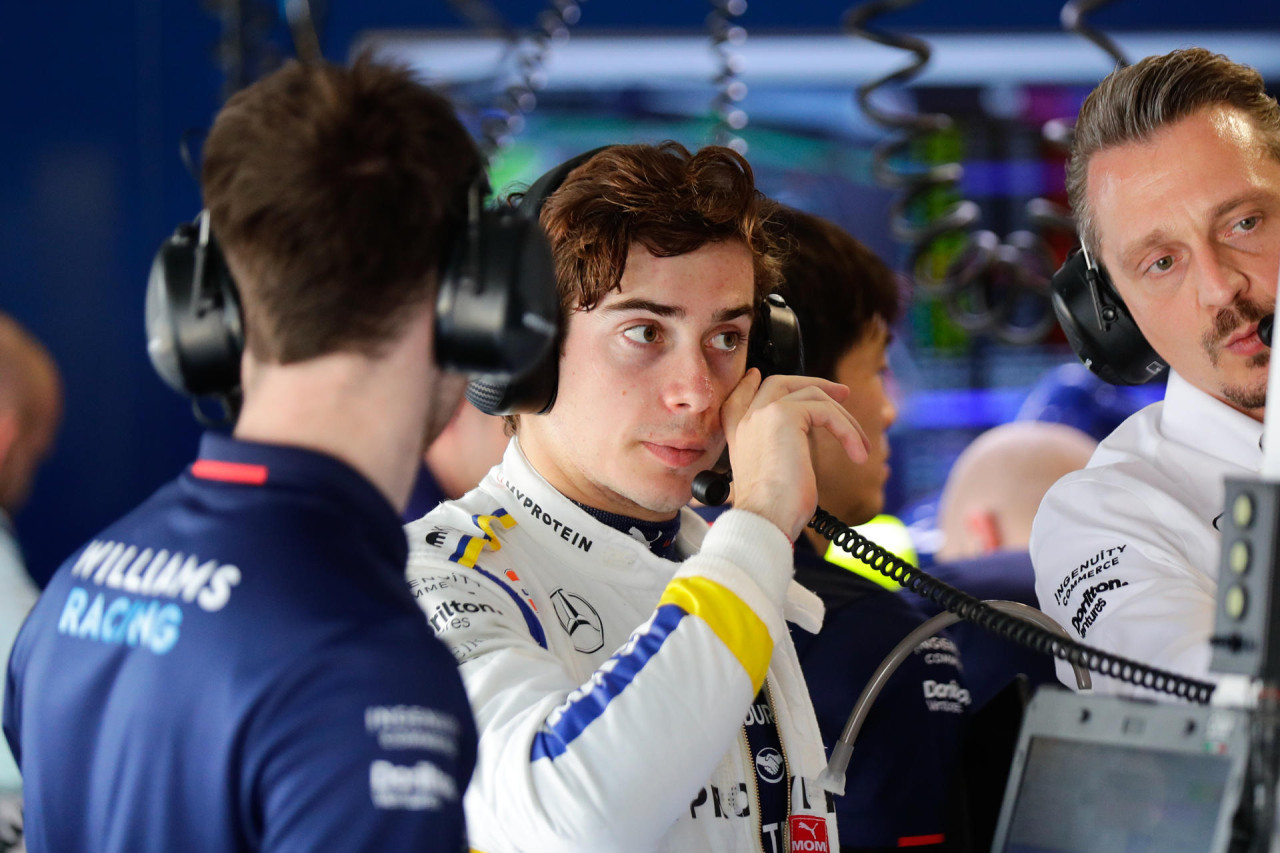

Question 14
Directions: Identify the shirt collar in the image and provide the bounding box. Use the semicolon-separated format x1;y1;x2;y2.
1160;371;1264;472
189;431;405;560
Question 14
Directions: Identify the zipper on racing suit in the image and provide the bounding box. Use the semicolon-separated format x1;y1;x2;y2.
765;678;792;851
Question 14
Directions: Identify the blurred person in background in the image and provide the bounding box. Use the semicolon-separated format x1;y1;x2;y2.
766;206;971;852
0;311;62;849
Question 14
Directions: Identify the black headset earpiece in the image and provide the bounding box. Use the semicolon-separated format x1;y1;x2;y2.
465;146;618;416
1050;244;1167;385
145;210;245;402
434;173;558;380
691;292;805;507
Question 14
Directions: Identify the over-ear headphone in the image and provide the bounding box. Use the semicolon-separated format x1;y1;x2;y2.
145;210;244;402
1050;243;1167;386
145;170;558;413
465;146;616;416
692;291;805;507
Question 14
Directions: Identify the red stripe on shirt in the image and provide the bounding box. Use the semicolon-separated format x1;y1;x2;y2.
191;459;268;485
898;834;946;847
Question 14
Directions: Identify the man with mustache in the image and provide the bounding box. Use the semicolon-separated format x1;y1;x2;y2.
1030;48;1280;696
404;143;867;852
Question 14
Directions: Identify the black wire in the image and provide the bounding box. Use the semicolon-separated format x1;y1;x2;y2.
844;0;1064;344
1060;0;1130;69
809;506;1216;704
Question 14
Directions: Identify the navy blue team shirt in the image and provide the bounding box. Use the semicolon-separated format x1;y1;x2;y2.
4;433;476;852
790;537;968;851
917;550;1059;710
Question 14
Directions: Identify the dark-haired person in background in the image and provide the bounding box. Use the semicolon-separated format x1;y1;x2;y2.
6;58;484;851
1032;48;1280;696
405;143;868;852
766;206;970;852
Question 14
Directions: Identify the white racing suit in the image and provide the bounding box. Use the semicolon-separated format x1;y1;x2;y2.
1030;371;1262;696
405;439;838;853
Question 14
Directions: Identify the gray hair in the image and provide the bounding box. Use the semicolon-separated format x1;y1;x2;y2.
1067;48;1280;256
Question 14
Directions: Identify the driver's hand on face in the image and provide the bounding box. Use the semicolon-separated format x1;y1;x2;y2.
721;368;870;542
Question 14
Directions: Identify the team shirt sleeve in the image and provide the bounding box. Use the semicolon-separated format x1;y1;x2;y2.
407;508;794;853
1030;474;1218;696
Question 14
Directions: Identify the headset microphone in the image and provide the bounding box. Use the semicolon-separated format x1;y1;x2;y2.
1260;315;1274;348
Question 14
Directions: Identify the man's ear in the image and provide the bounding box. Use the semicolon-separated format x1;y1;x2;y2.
964;508;1002;555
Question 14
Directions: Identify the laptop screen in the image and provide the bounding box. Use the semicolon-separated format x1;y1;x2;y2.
992;690;1248;853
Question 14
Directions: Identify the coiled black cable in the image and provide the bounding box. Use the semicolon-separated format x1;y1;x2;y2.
475;0;587;157
708;0;750;154
844;0;980;293
845;1;1064;344
809;507;1217;703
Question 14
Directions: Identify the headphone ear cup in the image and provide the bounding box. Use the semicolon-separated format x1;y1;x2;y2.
435;207;557;381
751;293;805;378
1050;250;1167;386
145;220;244;398
452;149;620;417
433;195;559;416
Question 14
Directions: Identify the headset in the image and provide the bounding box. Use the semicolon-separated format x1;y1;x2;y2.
1049;242;1168;386
145;170;559;417
464;146;614;416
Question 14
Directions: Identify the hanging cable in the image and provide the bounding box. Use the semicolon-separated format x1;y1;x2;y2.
707;0;749;154
281;0;325;64
845;0;1068;344
809;507;1216;703
1061;0;1130;70
476;1;587;157
844;0;979;293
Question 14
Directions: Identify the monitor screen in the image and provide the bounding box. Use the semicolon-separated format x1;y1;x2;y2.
1001;736;1233;852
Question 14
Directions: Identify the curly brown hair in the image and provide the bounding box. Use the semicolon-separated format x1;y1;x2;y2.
202;55;483;364
534;141;784;317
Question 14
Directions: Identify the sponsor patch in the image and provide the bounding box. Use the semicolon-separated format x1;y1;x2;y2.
1072;578;1129;637
789;816;830;851
1053;545;1126;606
755;747;784;784
922;679;971;714
369;759;457;810
365;705;460;754
549;588;604;653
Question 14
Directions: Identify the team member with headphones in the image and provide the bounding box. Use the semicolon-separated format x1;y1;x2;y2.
4;56;557;851
404;142;869;852
1033;48;1280;696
